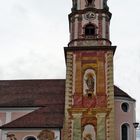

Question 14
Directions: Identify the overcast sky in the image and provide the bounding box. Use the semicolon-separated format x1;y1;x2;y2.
0;0;140;122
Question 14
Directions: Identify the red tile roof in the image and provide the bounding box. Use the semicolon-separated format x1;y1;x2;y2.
0;79;65;107
0;79;135;129
1;105;64;129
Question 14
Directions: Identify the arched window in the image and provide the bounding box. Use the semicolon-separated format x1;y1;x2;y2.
121;123;129;140
85;24;96;36
24;136;36;140
87;0;93;4
86;0;93;6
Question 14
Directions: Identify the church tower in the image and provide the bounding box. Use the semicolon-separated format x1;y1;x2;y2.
64;0;116;140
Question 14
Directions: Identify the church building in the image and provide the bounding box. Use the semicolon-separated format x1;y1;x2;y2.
0;0;137;140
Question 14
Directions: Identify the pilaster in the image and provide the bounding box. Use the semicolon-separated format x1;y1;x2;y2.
96;113;107;140
106;51;115;140
72;113;82;140
63;52;73;140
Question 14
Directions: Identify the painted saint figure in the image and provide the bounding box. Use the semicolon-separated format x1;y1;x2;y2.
83;69;96;97
85;72;95;96
86;73;94;91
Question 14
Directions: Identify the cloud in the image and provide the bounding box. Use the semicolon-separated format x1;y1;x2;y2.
0;46;66;80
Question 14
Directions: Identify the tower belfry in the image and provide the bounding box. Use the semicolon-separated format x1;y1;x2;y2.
64;0;116;140
69;0;111;47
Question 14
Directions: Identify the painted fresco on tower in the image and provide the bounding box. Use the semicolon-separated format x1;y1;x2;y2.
83;69;96;97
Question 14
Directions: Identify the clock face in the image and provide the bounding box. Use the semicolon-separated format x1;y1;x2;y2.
84;12;96;20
